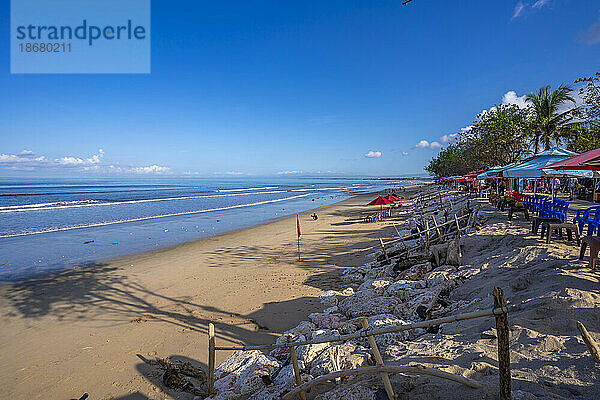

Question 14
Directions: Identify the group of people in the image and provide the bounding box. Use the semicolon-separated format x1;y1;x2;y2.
480;178;599;202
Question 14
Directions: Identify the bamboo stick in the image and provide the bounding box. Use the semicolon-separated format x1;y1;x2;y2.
432;215;442;241
289;346;307;400
493;287;511;400
208;323;215;396
576;321;600;363
350;214;471;253
214;306;510;351
280;365;483;400
361;318;395;400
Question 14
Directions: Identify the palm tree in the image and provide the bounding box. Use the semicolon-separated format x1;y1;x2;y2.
526;84;576;153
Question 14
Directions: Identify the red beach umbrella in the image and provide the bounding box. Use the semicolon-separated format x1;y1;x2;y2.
367;196;395;206
385;194;402;202
367;195;394;211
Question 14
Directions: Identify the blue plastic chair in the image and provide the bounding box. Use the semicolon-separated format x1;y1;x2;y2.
586;211;600;236
552;200;570;223
573;206;600;235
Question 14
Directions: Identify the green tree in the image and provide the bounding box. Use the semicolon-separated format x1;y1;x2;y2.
562;124;600;153
575;72;600;128
525;84;576;152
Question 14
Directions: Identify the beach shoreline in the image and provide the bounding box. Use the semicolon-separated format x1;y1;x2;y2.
0;188;417;399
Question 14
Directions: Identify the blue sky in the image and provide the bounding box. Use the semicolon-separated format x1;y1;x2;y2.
1;0;599;177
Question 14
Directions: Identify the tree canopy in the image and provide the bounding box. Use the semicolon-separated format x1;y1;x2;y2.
425;73;600;177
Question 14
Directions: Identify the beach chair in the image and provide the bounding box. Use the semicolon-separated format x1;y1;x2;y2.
552;200;570;223
573;206;600;235
586;211;600;236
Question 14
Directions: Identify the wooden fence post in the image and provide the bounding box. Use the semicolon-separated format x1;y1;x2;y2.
379;238;389;262
289;346;307;400
208;323;216;396
361;318;395;400
425;220;430;251
432;215;442;242
493;287;511;400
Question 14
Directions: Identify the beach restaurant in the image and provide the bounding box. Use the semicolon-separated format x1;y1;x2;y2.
453;147;600;202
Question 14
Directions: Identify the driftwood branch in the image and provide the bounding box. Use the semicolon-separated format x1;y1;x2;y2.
214;306;510;351
576;321;600;363
280;364;482;400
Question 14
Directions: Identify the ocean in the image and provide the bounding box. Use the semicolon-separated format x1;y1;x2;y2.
0;176;418;281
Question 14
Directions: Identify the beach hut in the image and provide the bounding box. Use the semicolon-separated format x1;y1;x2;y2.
503;148;579;197
543;148;600;201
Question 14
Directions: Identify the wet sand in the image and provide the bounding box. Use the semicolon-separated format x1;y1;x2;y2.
0;190;411;400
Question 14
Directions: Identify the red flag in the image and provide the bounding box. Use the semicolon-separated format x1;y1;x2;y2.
296;214;301;238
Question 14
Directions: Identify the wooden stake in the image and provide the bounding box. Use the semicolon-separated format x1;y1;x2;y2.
425;220;430;251
379;238;389;262
454;214;462;237
289;346;307;400
392;223;401;237
432;215;442;241
361;318;395;400
576;321;600;363
493;287;511;400
208;323;216;396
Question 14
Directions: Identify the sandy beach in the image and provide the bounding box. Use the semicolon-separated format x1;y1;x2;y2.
3;185;600;400
0;191;405;400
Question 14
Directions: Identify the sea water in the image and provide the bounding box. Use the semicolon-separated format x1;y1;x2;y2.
0;176;417;280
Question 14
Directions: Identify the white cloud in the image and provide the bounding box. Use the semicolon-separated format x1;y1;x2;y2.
415;140;430;149
512;1;525;19
131;165;170;174
583;17;600;44
277;170;304;175
0;149;173;175
401;151;409;156
0;153;46;164
414;140;442;150
57;149;104;166
364;151;382;158
532;0;549;9
57;156;85;166
512;0;550;20
502;90;529;109
440;133;459;143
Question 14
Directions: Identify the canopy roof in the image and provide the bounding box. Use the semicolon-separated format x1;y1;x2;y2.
503;147;578;178
544;148;600;171
583;156;600;168
477;163;518;179
541;168;600;178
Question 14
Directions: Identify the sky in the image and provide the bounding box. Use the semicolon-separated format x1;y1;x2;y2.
1;0;599;178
